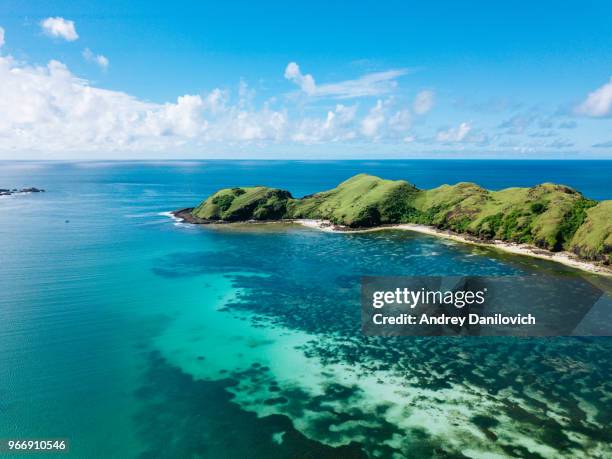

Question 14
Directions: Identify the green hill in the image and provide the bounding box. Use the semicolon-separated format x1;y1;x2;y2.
289;174;420;226
187;174;611;263
569;201;612;262
192;186;292;221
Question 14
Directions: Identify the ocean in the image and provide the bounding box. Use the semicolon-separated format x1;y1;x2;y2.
0;160;610;458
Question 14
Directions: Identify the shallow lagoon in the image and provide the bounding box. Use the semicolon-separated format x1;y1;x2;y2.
0;161;610;458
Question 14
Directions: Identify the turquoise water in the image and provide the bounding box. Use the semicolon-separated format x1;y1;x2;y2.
0;161;611;458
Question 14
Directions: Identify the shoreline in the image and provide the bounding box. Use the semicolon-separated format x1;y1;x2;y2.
297;219;612;277
169;210;611;277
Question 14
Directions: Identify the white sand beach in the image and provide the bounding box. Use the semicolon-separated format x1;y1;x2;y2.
296;219;612;277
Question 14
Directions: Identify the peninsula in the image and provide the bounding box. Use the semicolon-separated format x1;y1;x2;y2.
173;174;611;270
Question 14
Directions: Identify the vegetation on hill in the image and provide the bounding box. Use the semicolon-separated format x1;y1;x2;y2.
568;201;612;262
289;174;420;226
188;174;611;263
192;186;292;221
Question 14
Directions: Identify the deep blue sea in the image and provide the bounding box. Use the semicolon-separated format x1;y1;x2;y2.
0;160;610;458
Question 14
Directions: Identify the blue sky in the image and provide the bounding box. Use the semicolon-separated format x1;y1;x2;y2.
0;0;611;158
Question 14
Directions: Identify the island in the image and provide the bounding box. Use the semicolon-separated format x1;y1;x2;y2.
173;174;611;271
0;187;45;196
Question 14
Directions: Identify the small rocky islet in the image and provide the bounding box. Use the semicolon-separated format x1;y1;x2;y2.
174;173;612;265
0;187;45;196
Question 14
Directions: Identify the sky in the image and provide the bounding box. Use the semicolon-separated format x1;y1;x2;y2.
0;0;611;159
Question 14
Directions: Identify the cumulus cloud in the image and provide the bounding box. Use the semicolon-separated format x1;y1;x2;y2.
436;122;471;142
361;100;385;137
40;17;79;41
0;56;153;151
83;48;109;70
144;95;205;138
389;109;411;133
285;62;408;99
204;105;287;142
0;27;5;48
292;104;357;143
0;54;413;152
284;62;316;95
0;53;423;153
1;52;541;154
575;77;612;117
0;55;291;152
238;79;256;108
413;90;434;115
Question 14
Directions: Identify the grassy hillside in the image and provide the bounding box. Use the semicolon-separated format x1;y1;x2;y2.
186;174;611;263
290;174;420;226
569;201;612;262
192;186;292;221
412;183;596;252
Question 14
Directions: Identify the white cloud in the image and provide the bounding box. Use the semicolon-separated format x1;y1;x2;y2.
413;90;434;115
285;62;408;99
361;100;385;137
238;79;256;108
284;62;316;95
317;70;407;99
292;104;357;143
575;77;612;117
0;55;292;152
436;122;471;142
0;53;426;153
0;56;153;151
0;54;423;152
40;17;79;41
389;109;411;133
144;95;205;138
204;106;287;142
0;27;5;48
0;53;526;155
83;48;109;70
203;88;228;114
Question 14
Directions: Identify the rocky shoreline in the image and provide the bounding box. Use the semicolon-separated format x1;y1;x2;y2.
0;187;45;196
298;220;612;277
170;209;612;277
173;208;223;224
